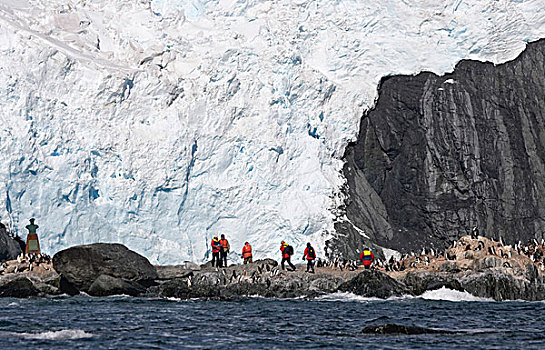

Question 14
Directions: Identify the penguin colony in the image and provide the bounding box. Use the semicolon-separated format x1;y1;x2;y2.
0;253;52;275
373;236;545;273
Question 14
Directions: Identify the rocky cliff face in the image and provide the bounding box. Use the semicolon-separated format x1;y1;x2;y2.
0;225;23;262
335;39;545;257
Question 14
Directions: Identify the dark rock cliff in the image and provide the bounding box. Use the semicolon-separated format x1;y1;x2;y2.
0;224;23;262
334;39;545;257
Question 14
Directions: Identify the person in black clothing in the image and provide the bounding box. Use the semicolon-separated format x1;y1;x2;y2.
280;241;296;271
303;242;316;273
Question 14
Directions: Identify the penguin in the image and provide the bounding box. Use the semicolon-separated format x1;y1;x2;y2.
187;275;192;288
499;236;504;246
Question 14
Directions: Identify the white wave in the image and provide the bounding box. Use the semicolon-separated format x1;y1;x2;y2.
419;287;493;302
15;329;94;340
317;292;412;302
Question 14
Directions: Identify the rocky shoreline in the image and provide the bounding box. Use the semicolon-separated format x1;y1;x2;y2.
1;235;545;301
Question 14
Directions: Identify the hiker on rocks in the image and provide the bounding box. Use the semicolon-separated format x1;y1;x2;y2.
280;241;296;271
219;234;230;267
211;236;221;267
359;247;374;269
302;242;316;273
242;242;253;264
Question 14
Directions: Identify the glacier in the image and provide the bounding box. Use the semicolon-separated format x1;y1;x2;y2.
0;0;544;264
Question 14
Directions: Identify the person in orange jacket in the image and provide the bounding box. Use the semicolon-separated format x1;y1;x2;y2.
241;242;253;264
280;241;296;271
302;242;316;273
211;236;221;267
219;234;230;267
359;248;375;269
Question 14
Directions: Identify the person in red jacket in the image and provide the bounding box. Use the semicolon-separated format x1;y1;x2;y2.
242;242;253;264
359;248;375;269
280;241;296;271
211;236;221;267
302;242;316;273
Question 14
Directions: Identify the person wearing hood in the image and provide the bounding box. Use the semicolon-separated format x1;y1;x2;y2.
359;248;375;269
280;241;296;271
302;242;316;273
211;236;221;267
242;242;253;264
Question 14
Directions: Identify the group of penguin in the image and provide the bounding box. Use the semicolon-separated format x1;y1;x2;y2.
375;236;545;273
0;253;52;274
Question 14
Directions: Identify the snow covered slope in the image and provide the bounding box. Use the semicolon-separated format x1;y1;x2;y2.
0;0;543;264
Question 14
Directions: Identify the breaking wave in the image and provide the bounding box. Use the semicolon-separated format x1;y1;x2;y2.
318;288;494;303
10;329;93;340
419;287;494;302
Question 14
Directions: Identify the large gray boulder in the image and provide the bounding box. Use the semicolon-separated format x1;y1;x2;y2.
53;243;158;294
0;225;23;262
88;274;146;297
0;275;40;297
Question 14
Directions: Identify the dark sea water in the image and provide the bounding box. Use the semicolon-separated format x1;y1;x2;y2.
1;289;544;349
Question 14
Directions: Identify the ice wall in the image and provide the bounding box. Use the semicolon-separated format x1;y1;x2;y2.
0;0;543;263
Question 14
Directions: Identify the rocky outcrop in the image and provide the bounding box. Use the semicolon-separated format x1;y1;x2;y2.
52;243;158;295
338;270;410;298
335;39;545;257
3;240;545;300
88;274;146;297
0;225;23;262
0;274;61;297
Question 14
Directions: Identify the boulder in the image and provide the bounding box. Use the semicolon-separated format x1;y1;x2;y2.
155;265;194;280
402;271;464;296
0;275;40;297
88;274;145;297
459;270;545;301
338;270;410;298
53;243;158;293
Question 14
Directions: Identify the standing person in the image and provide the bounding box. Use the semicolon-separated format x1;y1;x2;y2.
211;236;221;267
359;248;375;269
219;234;230;267
302;242;316;273
280;241;296;271
241;242;253;264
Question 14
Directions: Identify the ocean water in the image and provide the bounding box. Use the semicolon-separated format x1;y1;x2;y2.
1;289;544;349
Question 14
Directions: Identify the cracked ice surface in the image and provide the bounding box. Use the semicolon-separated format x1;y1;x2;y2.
0;0;543;263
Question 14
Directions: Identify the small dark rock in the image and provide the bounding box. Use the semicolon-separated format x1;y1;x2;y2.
361;323;455;335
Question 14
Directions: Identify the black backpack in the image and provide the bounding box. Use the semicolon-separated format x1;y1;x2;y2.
286;245;294;256
308;247;315;258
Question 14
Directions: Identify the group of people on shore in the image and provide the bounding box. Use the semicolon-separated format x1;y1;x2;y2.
210;235;375;273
